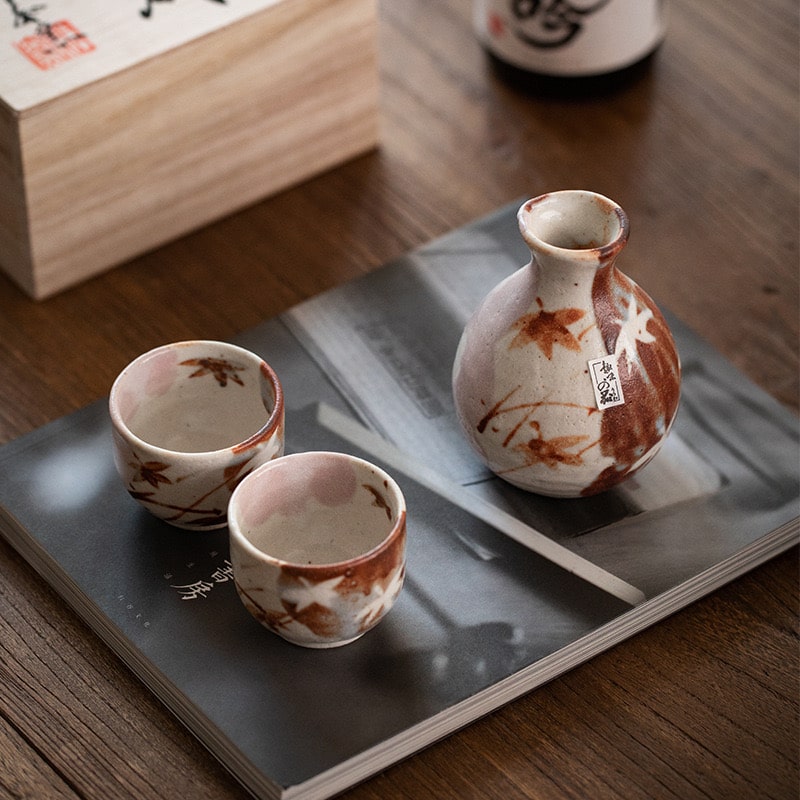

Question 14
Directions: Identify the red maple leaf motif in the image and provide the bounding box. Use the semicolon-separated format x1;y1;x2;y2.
510;304;586;359
180;357;246;387
515;434;589;468
130;460;173;487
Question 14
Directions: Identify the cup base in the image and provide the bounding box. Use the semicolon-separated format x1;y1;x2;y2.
163;520;228;531
283;633;365;649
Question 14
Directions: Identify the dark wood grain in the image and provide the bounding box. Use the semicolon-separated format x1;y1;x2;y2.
0;0;797;798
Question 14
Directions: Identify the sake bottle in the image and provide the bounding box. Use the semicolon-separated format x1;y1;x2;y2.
474;0;667;95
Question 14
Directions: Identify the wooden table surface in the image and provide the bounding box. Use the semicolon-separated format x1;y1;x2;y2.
1;0;797;798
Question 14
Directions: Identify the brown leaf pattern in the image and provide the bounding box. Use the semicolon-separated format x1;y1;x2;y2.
179;357;246;387
513;432;590;468
235;583;294;632
125;449;251;527
363;483;392;520
477;388;599;472
130;458;172;487
510;300;586;359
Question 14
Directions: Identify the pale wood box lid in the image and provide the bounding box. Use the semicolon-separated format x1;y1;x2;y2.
1;0;283;113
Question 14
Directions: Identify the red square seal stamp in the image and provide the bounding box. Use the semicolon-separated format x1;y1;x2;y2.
14;20;95;70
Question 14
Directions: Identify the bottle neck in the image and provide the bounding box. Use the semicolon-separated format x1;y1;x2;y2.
527;249;616;310
517;190;627;310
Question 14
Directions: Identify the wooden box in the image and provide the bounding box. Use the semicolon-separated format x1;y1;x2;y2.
0;0;379;299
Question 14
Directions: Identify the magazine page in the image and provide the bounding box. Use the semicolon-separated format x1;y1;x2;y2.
0;384;630;800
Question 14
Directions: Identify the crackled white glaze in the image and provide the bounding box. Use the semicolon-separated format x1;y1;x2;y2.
228;451;407;649
452;191;681;497
109;340;284;529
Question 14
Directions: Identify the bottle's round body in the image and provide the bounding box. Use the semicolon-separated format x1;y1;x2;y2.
452;191;681;497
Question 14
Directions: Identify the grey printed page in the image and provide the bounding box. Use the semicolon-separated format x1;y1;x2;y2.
0;391;630;798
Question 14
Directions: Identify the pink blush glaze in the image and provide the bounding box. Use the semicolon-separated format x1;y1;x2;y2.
240;457;360;529
115;386;139;427
310;457;357;507
239;471;307;528
144;349;179;398
453;267;538;445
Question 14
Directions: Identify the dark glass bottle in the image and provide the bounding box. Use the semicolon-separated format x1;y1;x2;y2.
474;0;666;97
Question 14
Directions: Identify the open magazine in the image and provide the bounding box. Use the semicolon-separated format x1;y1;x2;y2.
0;204;797;800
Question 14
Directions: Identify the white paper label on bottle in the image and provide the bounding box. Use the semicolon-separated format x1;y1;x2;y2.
588;354;625;410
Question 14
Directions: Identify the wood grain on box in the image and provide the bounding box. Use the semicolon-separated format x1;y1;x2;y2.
0;0;379;298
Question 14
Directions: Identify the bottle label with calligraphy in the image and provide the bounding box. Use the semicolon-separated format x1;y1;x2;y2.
473;0;667;78
588;354;625;410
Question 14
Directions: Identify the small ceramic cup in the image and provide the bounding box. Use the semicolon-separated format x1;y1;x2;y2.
109;340;284;530
228;451;407;648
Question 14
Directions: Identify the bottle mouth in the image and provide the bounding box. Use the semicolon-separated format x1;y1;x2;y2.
518;190;629;260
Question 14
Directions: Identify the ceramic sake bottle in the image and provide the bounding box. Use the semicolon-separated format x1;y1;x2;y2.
452;190;681;497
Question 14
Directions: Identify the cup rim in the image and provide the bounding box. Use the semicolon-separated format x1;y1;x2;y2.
109;339;284;457
228;451;407;572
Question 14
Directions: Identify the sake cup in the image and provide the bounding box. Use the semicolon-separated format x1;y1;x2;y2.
109;340;284;530
228;451;407;648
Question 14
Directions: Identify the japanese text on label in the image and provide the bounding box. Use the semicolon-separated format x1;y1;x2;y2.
588;354;625;410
